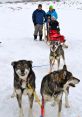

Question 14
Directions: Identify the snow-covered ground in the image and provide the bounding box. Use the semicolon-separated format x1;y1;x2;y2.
0;1;82;117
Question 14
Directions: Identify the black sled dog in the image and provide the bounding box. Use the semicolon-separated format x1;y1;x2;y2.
11;60;36;117
40;65;80;117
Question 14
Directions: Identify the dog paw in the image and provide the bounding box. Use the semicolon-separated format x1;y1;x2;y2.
28;108;33;117
19;113;24;117
19;109;24;117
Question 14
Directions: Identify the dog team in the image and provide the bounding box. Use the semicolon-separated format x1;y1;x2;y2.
11;4;80;117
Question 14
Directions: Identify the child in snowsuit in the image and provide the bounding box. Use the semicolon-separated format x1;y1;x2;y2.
49;16;60;33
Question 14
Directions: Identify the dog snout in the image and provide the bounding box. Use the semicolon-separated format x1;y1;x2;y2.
74;77;80;83
52;45;56;50
21;69;24;73
70;77;80;85
21;69;25;75
78;79;80;83
74;77;80;84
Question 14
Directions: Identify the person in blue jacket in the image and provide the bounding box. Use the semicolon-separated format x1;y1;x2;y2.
46;5;58;20
32;4;46;41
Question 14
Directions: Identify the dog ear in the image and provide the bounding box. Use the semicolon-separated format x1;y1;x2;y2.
11;61;17;67
63;65;67;71
28;60;33;64
62;65;67;79
27;60;33;68
49;41;52;45
63;71;67;79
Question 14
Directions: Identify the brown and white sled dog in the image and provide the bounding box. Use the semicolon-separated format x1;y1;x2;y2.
49;41;65;72
40;65;80;117
11;60;36;117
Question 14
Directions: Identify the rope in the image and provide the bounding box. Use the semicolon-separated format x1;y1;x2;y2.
41;96;45;117
28;84;42;107
28;84;45;117
32;64;49;68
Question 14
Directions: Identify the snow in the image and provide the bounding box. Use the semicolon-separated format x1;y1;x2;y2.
0;1;82;117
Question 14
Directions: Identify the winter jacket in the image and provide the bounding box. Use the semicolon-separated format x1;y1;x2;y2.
32;9;46;25
46;9;58;20
49;20;59;30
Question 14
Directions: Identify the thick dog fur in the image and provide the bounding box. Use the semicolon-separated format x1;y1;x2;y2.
40;65;80;117
49;41;65;72
11;60;36;117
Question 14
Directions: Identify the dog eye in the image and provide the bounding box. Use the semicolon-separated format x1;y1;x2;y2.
24;64;28;67
17;64;21;68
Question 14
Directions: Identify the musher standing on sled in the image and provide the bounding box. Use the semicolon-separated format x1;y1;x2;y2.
32;4;46;41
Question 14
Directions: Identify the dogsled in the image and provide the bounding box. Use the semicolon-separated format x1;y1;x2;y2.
44;15;68;48
44;24;68;48
48;29;65;43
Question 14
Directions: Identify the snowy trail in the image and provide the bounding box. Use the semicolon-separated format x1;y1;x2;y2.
0;2;82;117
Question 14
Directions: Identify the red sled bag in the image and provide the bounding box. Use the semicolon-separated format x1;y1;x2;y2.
49;30;65;43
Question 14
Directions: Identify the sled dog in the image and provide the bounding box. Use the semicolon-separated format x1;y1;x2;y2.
11;60;36;117
40;65;80;117
49;41;65;72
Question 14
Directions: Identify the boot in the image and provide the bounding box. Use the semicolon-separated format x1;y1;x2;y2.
39;35;42;41
34;35;37;40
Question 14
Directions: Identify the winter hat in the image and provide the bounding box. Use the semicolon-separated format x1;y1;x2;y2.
51;16;56;20
38;4;42;7
49;5;54;9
